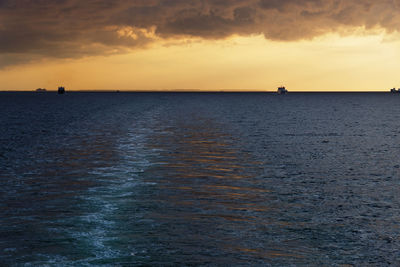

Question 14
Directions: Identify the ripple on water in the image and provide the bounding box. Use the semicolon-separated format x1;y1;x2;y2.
2;93;400;265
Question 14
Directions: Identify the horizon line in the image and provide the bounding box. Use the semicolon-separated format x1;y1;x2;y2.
0;89;390;94
0;89;394;93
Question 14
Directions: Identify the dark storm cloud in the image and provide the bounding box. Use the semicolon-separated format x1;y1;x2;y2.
1;0;400;66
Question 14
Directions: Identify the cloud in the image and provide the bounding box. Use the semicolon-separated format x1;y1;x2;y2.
1;0;400;66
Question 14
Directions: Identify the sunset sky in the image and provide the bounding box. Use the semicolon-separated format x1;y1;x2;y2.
2;0;400;91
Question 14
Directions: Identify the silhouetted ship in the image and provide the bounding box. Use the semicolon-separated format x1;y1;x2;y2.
36;88;47;92
277;86;288;94
390;88;400;93
58;86;65;94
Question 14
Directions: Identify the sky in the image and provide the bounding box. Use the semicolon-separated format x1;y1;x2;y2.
1;0;400;91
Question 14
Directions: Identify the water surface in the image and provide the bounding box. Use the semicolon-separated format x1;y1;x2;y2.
1;92;400;266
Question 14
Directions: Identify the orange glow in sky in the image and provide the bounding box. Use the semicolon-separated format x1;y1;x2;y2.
3;1;400;91
1;30;400;91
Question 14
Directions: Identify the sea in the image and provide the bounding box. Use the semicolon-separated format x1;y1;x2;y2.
1;92;400;266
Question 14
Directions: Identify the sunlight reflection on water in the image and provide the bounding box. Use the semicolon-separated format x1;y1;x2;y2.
2;93;400;265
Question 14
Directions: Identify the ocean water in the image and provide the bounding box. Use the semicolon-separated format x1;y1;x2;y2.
1;92;400;266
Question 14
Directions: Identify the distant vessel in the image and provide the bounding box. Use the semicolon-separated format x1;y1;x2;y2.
36;88;47;92
277;86;288;94
390;88;400;93
58;86;65;94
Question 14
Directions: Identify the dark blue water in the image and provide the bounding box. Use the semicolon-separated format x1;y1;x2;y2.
1;92;400;266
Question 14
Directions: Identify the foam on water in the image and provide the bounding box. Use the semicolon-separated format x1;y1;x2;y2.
2;92;400;265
